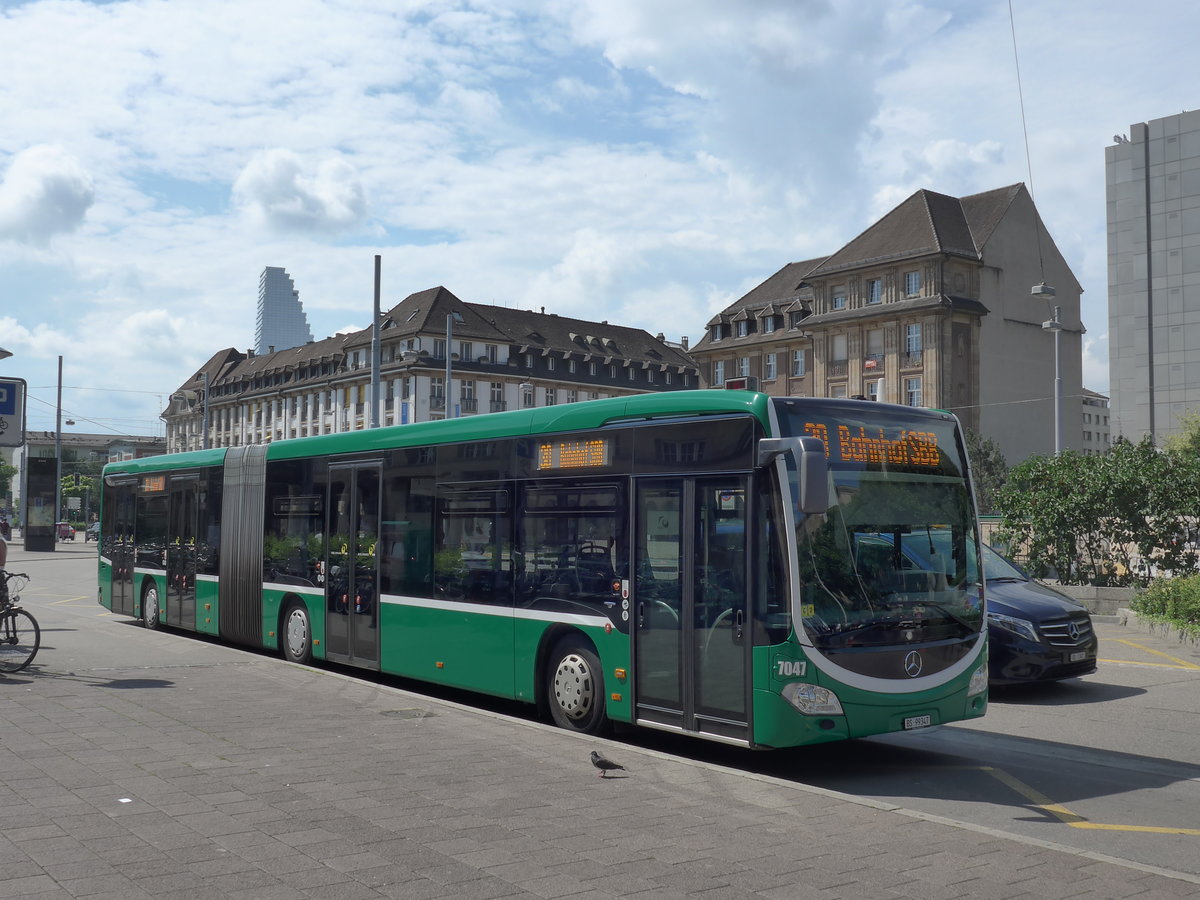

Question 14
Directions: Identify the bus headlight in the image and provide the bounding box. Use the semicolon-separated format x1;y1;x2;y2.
781;682;844;716
968;665;988;696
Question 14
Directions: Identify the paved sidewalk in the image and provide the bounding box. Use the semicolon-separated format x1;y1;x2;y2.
1;554;1196;898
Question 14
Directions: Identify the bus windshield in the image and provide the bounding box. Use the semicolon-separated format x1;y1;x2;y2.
773;400;984;663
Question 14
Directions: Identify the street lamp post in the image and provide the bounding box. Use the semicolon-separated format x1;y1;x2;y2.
55;355;63;524
1034;282;1063;455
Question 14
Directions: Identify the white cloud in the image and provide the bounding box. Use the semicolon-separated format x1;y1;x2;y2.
0;145;94;245
233;149;368;234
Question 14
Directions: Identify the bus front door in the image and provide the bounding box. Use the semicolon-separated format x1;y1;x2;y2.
634;477;750;743
324;463;382;670
107;481;137;617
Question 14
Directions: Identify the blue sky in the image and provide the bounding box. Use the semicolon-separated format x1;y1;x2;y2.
2;0;1198;436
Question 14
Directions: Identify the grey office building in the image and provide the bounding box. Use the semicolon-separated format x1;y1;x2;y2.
255;267;314;355
1107;109;1200;443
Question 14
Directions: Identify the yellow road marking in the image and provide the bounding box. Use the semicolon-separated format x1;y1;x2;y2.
1113;639;1200;670
50;596;90;605
1098;658;1199;670
984;766;1200;835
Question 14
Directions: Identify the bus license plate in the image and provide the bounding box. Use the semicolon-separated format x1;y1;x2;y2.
904;715;932;730
1069;651;1089;662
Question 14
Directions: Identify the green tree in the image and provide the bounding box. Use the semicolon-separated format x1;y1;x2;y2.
0;460;17;502
1163;409;1200;456
964;429;1007;515
995;437;1200;586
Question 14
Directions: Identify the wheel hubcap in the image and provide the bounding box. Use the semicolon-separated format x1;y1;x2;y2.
553;653;594;720
146;589;158;624
286;611;308;657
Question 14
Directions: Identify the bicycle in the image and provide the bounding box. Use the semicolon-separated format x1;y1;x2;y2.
0;571;40;673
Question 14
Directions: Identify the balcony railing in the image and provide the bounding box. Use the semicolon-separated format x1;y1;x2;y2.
460;398;478;413
827;360;848;377
863;354;884;371
429;395;446;410
490;400;508;412
901;351;923;368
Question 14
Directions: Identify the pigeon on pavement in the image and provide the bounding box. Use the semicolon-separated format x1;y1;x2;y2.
590;750;627;778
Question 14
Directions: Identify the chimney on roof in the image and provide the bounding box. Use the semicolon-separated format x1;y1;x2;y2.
247;349;255;358
268;345;275;354
681;336;689;351
655;332;664;342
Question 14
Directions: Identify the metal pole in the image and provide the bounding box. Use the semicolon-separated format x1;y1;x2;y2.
55;355;62;526
202;371;210;450
445;313;453;418
1053;305;1063;455
370;254;381;429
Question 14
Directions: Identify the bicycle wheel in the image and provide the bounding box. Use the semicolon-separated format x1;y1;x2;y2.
0;608;40;673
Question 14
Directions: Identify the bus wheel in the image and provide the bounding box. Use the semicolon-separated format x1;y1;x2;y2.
142;583;160;630
547;639;608;735
282;602;313;665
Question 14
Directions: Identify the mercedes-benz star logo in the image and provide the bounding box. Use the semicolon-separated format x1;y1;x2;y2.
904;650;923;678
1068;621;1080;641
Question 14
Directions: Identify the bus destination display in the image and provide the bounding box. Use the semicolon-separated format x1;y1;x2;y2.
537;438;611;470
803;421;940;468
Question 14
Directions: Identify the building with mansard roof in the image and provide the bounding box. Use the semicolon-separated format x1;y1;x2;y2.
689;183;1084;464
162;287;698;453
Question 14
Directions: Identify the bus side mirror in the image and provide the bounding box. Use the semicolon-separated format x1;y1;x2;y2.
795;437;828;514
757;437;829;514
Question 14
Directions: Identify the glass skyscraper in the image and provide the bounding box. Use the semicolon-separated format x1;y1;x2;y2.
255;267;314;355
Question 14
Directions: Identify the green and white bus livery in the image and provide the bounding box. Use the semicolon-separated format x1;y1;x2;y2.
98;390;987;748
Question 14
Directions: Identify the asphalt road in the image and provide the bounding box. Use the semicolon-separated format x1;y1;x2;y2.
10;542;1200;882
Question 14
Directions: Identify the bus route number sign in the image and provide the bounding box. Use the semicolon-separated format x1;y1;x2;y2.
803;421;939;468
537;438;611;470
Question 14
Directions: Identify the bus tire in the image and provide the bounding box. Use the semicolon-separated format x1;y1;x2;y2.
281;601;313;665
142;582;160;630
547;638;609;735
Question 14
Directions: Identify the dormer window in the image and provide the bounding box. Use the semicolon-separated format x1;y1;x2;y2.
762;316;777;335
736;320;754;338
709;323;725;341
831;286;847;310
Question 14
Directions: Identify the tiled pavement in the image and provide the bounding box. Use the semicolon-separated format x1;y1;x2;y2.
1;546;1196;898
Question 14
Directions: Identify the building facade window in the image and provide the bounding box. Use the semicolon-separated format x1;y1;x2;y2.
904;270;921;297
710;324;724;341
763;316;776;334
905;376;922;407
566;389;577;403
736;320;751;338
434;339;446;359
867;379;883;402
764;353;777;380
867;278;882;304
832;286;847;309
714;360;726;384
905;324;922;355
486;343;498;363
522;384;534;408
792;349;805;377
460;341;473;361
737;356;750;377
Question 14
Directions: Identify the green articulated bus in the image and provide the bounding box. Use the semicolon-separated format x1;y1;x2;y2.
98;390;987;748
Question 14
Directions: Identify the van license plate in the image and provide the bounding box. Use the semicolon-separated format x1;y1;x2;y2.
904;715;932;730
1069;651;1089;662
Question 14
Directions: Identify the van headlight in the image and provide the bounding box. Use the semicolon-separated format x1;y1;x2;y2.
781;682;844;715
988;612;1039;643
968;665;988;696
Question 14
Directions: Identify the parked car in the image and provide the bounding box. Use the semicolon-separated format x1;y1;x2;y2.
855;531;1097;686
85;522;100;542
56;522;76;541
974;543;1097;685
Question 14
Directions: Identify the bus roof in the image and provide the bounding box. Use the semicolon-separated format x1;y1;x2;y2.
103;390;773;473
